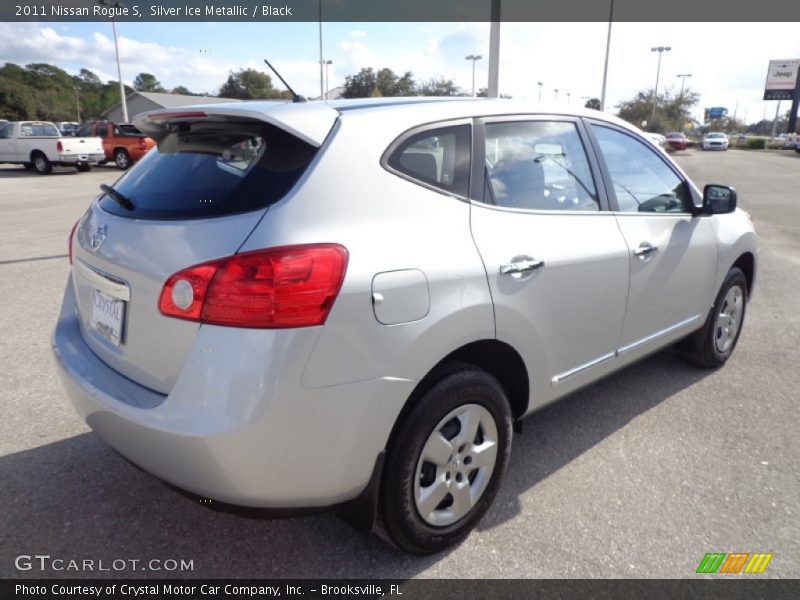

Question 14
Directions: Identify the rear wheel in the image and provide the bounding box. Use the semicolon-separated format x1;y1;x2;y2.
680;267;747;368
114;149;131;170
378;364;513;554
32;152;52;175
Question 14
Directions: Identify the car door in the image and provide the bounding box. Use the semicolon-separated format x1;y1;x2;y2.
586;121;718;362
0;122;14;161
469;116;631;410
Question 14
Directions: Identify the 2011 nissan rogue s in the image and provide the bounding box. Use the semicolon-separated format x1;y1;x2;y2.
53;98;758;554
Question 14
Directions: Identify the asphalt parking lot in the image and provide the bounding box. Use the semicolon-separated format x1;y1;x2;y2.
0;150;798;578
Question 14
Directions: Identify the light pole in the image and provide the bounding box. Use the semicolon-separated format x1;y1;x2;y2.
600;0;614;111
99;1;128;122
676;73;692;100
465;54;482;97
320;60;332;100
318;0;324;100
554;88;559;103
487;0;500;98
537;81;543;102
650;45;671;123
566;91;571;105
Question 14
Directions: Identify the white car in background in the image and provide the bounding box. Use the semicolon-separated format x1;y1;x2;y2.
702;132;730;151
643;132;666;150
0;121;104;173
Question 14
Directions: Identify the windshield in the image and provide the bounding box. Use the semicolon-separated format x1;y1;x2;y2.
98;120;316;219
706;133;726;139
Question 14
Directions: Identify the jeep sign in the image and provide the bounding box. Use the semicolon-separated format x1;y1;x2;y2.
764;58;800;100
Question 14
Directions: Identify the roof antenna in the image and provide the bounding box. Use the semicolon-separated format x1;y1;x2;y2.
263;59;307;103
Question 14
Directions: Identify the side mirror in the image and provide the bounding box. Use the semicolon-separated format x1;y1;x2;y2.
701;184;737;215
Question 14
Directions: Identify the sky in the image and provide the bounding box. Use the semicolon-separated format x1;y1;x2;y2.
0;20;798;124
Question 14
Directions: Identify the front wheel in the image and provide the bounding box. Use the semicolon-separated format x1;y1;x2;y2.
378;364;513;554
680;267;748;368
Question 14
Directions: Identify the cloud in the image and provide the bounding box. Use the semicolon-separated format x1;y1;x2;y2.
347;30;368;38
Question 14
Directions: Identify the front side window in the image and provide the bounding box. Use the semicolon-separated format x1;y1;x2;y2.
0;123;12;139
387;125;471;197
592;125;690;213
97;125;109;138
483;120;598;211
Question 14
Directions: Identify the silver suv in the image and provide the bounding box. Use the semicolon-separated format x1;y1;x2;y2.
53;98;758;554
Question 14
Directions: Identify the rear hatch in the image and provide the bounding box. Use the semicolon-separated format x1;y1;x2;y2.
70;104;337;394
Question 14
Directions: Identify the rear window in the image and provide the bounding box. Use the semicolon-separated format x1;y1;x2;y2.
115;124;143;136
99;121;317;220
20;123;59;137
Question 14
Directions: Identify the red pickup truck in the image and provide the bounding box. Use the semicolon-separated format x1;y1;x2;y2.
75;121;155;169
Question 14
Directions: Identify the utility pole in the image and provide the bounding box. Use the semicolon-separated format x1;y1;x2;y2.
320;60;332;100
650;46;671;122
600;0;614;111
566;91;571;105
98;2;129;122
554;88;559;103
487;0;500;98
318;0;324;100
537;81;543;102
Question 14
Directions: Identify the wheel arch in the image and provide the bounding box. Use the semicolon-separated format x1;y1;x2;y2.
384;339;529;456
731;252;755;296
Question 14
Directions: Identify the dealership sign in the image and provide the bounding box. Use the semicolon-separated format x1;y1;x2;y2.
763;59;800;100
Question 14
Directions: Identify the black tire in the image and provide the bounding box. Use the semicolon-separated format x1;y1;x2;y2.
31;152;52;175
76;163;92;172
680;267;748;368
114;149;131;170
378;363;513;555
23;162;33;170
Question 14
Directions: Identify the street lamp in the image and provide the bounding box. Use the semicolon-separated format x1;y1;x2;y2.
650;45;671;122
600;0;615;111
537;81;543;102
465;54;482;97
98;0;128;122
554;88;559;103
677;73;692;100
566;91;571;105
320;60;332;100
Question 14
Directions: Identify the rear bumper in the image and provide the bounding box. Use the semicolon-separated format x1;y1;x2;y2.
52;278;413;508
57;153;105;165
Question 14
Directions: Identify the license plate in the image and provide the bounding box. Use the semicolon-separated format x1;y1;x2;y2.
91;289;125;346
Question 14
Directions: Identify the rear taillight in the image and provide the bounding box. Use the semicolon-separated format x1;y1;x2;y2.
56;141;64;153
158;244;348;328
138;137;146;151
67;219;80;264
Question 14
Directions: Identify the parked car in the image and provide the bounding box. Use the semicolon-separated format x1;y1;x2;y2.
702;132;730;151
665;131;689;151
0;120;104;173
76;121;155;169
58;121;80;136
53;98;758;555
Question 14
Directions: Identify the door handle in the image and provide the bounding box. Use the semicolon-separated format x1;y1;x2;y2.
499;257;545;276
634;242;659;258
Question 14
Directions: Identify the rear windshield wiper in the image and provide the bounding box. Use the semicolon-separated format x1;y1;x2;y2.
100;184;134;210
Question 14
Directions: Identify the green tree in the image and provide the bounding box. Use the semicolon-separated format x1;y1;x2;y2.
171;85;193;95
133;72;165;93
617;87;700;133
343;67;377;98
418;77;463;96
584;97;601;110
218;68;290;100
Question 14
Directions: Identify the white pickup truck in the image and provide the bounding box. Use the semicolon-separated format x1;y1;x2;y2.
0;121;104;174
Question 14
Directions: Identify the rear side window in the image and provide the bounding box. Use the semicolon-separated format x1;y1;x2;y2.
386;125;471;197
99;121;316;220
